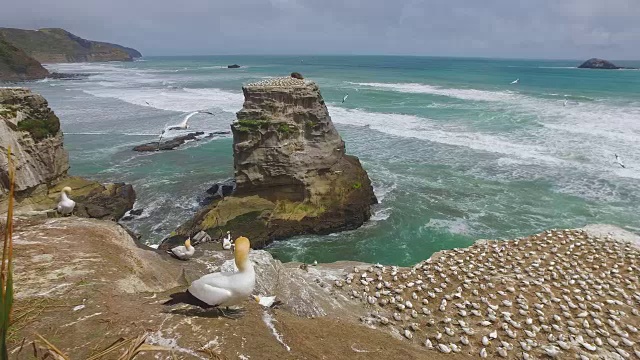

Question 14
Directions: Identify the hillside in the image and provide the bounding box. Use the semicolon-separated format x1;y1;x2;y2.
0;35;49;81
0;27;141;63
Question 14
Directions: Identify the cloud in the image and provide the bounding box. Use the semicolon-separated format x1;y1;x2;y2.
1;0;639;59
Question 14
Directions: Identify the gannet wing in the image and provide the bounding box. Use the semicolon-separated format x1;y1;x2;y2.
189;280;234;306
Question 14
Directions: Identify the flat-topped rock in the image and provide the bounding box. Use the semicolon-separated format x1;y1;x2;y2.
165;78;377;249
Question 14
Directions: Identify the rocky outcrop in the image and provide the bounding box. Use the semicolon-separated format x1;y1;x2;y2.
0;88;68;196
0;27;141;63
228;64;241;68
0;87;135;220
577;58;636;69
10;216;432;359
0;36;50;81
162;77;376;249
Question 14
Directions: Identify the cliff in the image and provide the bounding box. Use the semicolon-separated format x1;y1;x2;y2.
577;58;637;70
0;36;49;81
0;88;134;220
162;77;377;249
9;217;639;359
0;27;141;63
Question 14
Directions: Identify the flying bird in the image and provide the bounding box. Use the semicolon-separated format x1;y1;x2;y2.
158;110;214;143
615;154;626;168
145;101;151;106
342;94;349;103
510;78;519;84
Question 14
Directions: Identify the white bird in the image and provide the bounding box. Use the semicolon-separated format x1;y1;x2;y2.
342;94;349;103
222;231;233;250
615;154;626;168
56;186;75;215
158;110;214;142
165;237;255;311
510;78;519;84
252;294;278;308
169;237;195;260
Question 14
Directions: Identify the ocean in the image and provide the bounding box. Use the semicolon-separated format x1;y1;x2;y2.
28;55;640;266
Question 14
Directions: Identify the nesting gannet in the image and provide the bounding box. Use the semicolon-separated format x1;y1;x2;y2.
615;154;626;168
164;237;255;311
342;94;349;103
510;78;520;84
222;231;233;250
158;110;215;142
169;237;195;260
56;187;76;215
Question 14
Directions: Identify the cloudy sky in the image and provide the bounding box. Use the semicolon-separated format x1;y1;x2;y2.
2;0;639;59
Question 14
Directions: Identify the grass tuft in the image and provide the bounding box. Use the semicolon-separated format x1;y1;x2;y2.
1;146;16;359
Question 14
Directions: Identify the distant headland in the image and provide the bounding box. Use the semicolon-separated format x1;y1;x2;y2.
0;27;141;81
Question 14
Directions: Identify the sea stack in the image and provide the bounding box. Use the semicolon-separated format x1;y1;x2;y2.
164;77;377;249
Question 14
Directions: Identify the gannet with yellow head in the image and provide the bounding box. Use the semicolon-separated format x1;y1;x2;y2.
56;186;76;215
169;237;195;260
187;236;255;307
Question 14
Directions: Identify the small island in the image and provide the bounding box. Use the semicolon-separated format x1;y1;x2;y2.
227;64;241;68
578;58;637;70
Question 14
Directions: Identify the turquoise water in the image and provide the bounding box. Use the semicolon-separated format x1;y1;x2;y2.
27;56;640;266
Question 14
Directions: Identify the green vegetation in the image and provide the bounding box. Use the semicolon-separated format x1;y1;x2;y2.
352;182;362;190
305;120;318;128
272;200;326;220
277;123;293;134
0;106;18;119
17;112;60;141
0;28;138;63
1;147;16;358
236;119;271;133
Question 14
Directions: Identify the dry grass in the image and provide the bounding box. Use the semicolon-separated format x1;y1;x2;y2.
31;333;171;360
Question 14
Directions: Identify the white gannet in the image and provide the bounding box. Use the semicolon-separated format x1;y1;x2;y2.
163;237;255;314
222;231;233;250
158;110;215;142
510;78;519;84
190;236;255;307
615;154;626;168
253;294;279;308
169;237;195;260
563;100;568;106
56;187;75;215
342;94;349;103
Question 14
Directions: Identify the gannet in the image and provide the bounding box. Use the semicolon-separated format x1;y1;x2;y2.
145;101;151;106
164;237;255;312
253;294;279;308
158;110;215;142
510;78;519;84
56;187;75;215
222;231;232;250
169;237;195;260
615;154;626;168
342;94;349;103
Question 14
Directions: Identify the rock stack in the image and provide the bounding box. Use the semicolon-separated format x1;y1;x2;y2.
0;88;134;220
163;77;377;249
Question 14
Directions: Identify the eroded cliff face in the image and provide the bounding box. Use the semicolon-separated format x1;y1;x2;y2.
0;88;68;197
0;88;134;220
165;77;377;249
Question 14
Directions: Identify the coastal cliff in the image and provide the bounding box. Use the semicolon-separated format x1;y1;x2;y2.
9;216;639;359
0;28;141;63
163;77;377;249
0;36;49;81
0;88;134;220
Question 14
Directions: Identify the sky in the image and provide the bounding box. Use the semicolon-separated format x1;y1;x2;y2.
2;0;640;59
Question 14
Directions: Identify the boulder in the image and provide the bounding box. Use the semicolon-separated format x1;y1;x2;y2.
163;78;377;249
199;178;237;205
